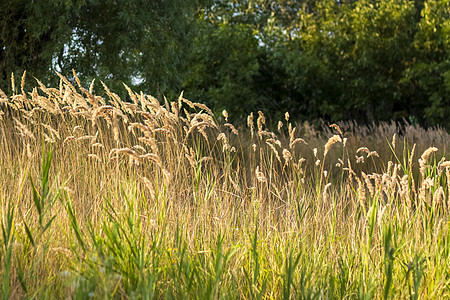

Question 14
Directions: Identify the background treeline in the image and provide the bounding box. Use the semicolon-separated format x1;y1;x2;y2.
1;0;449;127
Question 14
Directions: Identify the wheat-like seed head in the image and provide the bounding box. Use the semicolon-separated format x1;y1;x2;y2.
255;166;267;183
266;142;281;162
399;175;411;207
247;112;254;129
193;102;214;116
222;110;228;122
419;147;438;178
282;149;292;164
11;72;15;94
408;143;416;170
356;147;370;155
224;123;238;135
20;70;26;95
13;117;35;140
329;124;342;136
392;133;397;151
324;135;342;158
277;121;283;131
139;153;162;167
257;111;265;133
323;183;332;202
367;151;379;158
289;127;296;144
420;147;438;162
266;138;281;148
290;138;306;149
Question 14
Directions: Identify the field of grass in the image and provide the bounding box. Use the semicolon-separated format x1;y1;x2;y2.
1;72;450;299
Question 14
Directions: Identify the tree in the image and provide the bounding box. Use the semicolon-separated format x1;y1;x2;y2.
402;0;450;127
0;0;202;95
182;19;260;118
189;0;449;127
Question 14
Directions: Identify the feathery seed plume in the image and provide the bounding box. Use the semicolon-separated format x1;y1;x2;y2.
324;135;342;158
277;121;283;131
225;123;238;135
255;166;267;183
419;147;438;178
222;110;228;122
282;149;292;164
329;124;342;136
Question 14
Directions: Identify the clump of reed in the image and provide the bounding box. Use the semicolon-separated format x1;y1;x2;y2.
0;71;449;298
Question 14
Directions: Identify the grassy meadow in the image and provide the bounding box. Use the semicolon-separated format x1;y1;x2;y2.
1;72;450;299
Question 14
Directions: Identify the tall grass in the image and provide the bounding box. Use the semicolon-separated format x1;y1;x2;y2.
0;71;449;298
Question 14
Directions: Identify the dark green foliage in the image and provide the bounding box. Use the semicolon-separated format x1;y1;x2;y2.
1;0;449;127
182;20;260;118
0;0;201;96
183;0;449;127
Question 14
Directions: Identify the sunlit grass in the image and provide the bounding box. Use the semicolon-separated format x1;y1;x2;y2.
0;72;449;298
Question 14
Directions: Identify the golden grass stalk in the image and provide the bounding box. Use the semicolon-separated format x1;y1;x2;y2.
11;72;15;94
282;149;292;165
419;147;438;178
367;151;379;158
392;133;397;151
277;121;283;131
222;110;228;122
224;123;238;135
13;117;35;140
323;135;342;158
266;141;281;162
290;138;306;149
266;138;281;148
329;123;343;136
20;70;26;96
356;147;370;155
257;111;265;133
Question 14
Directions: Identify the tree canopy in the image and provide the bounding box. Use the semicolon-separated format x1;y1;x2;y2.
0;0;202;95
1;0;449;127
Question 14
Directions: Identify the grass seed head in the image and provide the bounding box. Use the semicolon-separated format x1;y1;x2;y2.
222;110;228;122
255;166;267;183
419;147;438;177
324;135;342;158
329;123;343;136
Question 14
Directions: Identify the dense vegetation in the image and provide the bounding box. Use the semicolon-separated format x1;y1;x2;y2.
0;75;449;298
1;0;449;126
